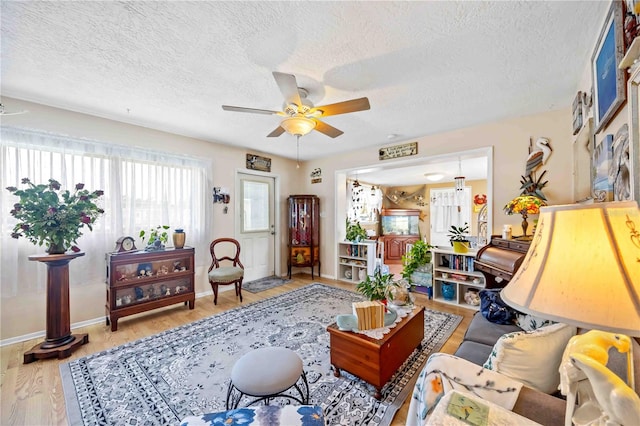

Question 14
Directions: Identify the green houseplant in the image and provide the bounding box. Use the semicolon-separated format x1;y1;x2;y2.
401;240;434;283
356;268;394;301
448;223;470;253
6;178;105;253
139;225;170;251
345;219;367;242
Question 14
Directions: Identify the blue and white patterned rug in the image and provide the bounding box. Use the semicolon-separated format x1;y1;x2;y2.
242;275;290;293
60;283;461;425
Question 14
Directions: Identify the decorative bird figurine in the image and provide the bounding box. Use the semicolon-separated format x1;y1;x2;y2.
570;353;640;426
559;331;632;426
525;137;553;176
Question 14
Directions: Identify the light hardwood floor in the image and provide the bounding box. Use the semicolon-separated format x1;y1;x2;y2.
0;274;474;426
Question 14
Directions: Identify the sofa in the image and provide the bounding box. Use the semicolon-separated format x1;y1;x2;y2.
452;311;640;425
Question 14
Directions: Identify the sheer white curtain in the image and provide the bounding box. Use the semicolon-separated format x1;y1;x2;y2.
1;127;211;298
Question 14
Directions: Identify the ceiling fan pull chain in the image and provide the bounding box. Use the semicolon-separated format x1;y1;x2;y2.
296;135;300;169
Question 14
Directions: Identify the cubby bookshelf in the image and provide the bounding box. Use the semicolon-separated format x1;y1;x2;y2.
431;247;484;309
337;241;376;284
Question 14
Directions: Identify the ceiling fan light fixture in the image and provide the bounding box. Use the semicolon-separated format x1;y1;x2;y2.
424;172;444;182
280;116;316;136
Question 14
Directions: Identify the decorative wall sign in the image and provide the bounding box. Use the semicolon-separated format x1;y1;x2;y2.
310;168;322;184
379;142;418;161
572;91;583;135
246;154;271;172
591;0;625;134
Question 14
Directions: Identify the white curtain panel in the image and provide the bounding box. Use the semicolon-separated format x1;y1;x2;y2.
0;127;212;298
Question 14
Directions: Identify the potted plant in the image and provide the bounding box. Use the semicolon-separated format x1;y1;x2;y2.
139;225;170;251
356;268;394;301
345;219;368;242
6;178;105;253
401;240;434;284
448;223;470;253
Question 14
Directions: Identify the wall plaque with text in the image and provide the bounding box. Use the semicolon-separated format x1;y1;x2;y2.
379;142;418;160
246;154;271;172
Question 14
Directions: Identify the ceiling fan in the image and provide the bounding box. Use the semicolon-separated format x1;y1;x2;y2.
222;72;370;138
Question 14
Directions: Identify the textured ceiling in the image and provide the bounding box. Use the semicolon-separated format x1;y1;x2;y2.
1;1;608;161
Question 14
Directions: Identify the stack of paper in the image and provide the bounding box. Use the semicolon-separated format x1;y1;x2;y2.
352;301;385;330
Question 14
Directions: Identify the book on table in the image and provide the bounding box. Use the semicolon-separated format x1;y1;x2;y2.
446;391;489;426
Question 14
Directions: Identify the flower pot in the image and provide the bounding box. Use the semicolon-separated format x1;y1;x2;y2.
452;241;469;253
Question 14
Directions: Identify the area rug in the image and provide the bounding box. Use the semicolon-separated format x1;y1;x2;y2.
242;275;290;293
60;283;462;426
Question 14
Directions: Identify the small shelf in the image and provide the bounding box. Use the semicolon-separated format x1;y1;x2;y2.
337;241;376;284
431;248;484;310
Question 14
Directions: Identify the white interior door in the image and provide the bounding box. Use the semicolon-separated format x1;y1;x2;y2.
429;187;471;247
238;173;275;281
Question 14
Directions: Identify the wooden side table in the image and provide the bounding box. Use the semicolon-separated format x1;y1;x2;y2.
24;252;89;363
327;306;424;399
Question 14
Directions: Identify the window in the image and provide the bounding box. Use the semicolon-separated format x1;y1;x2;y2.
1;127;211;297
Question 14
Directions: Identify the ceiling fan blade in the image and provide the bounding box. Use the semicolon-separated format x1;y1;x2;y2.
267;126;286;137
222;105;282;115
314;120;344;138
311;97;370;117
272;71;302;107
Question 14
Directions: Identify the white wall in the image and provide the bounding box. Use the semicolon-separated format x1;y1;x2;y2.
0;97;302;341
0;101;597;341
297;108;575;281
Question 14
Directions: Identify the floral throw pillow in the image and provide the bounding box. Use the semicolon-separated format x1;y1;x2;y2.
483;323;577;394
515;313;555;331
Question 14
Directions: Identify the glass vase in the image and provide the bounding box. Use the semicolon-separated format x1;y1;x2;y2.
47;242;66;254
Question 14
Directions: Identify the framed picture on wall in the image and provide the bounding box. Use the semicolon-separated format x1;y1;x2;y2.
592;134;614;202
591;0;625;134
611;123;631;201
627;63;640;201
572;91;583;135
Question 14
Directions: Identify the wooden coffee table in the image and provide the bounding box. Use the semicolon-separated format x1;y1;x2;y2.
327;305;425;399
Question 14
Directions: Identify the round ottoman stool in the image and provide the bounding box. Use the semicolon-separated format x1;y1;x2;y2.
226;347;310;409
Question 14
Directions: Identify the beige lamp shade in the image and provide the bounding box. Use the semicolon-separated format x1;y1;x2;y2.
501;201;640;336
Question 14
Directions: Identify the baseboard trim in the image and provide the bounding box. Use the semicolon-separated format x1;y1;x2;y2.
0;289;215;347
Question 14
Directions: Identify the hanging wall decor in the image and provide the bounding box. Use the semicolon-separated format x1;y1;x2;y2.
246;154;271;172
379;142;418;160
591;0;625;134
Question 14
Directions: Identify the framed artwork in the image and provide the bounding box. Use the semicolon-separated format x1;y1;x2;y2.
591;0;625;134
593;134;614;202
572;91;583;135
379;141;418;160
627;63;640;201
246;153;271;172
611;123;631;201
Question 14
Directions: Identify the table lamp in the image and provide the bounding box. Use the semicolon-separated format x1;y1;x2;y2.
500;201;640;425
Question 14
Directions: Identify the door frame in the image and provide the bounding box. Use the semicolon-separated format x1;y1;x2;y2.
335;147;493;278
234;169;281;278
